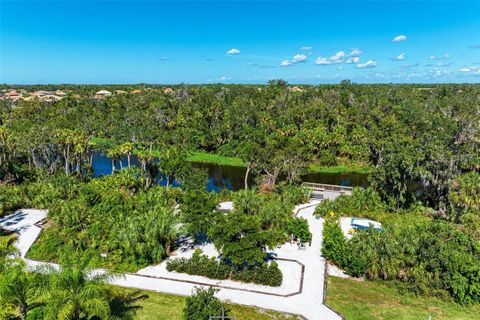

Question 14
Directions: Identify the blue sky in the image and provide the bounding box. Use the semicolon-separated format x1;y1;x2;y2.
1;1;480;84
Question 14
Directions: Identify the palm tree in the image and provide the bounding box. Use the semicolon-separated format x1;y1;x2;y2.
136;203;178;261
43;263;112;320
0;233;17;272
107;147;121;174
119;142;134;169
0;264;44;320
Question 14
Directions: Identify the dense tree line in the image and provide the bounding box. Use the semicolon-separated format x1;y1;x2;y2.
2;83;478;211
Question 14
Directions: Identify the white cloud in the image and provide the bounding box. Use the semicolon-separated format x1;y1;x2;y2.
399;63;420;69
314;57;333;65
292;54;307;63
429;62;452;67
280;54;307;67
392;35;407;42
315;51;346;65
433;69;446;78
207;76;232;82
430;53;451;60
226;48;240;55
345;57;360;64
349;49;362;56
357;60;377;68
459;66;480;74
392;53;406;61
329;51;345;62
300;46;312;50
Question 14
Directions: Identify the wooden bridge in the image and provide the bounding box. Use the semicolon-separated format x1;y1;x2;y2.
301;182;353;200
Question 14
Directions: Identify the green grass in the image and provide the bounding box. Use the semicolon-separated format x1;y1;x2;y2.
110;286;299;320
309;163;373;174
187;151;246;167
309;164;372;174
326;276;480;320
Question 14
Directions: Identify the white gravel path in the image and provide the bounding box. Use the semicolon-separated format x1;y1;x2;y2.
1;198;345;320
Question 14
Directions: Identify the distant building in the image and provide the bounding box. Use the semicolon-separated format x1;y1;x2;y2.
115;90;127;94
96;90;112;96
163;87;174;94
130;89;142;94
95;90;112;99
6;90;19;97
288;86;304;92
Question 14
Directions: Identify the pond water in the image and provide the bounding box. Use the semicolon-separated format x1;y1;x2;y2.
92;152;370;192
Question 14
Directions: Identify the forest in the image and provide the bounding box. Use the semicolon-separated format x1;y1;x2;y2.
0;82;479;318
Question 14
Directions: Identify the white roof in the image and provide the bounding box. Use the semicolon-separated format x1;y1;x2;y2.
96;90;112;95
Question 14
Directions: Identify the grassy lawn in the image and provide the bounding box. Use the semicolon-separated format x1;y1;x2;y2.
111;286;300;320
187;151;245;167
326;276;480;320
309;162;373;174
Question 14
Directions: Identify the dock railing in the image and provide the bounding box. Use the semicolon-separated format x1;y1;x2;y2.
301;182;353;193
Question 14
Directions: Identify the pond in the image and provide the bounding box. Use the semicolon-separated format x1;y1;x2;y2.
92;152;370;192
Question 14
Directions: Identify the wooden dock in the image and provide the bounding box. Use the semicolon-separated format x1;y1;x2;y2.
301;182;353;200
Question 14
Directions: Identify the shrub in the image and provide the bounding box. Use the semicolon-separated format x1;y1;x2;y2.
167;249;283;287
287;217;312;244
315;187;384;218
183;287;227;320
277;184;311;205
209;190;291;267
180;189;219;238
0;185;26;216
321;211;480;304
321;217;351;269
318;150;337;166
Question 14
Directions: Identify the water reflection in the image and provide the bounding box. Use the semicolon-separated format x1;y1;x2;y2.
92;152;370;191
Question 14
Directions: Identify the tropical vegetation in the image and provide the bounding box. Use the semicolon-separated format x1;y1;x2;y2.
319;187;480;305
1;83;479;314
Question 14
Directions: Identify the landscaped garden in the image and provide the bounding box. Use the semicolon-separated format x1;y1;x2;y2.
1;83;479;318
1;168;311;288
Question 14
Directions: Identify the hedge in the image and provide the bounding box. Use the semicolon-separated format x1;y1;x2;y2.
167;249;283;287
